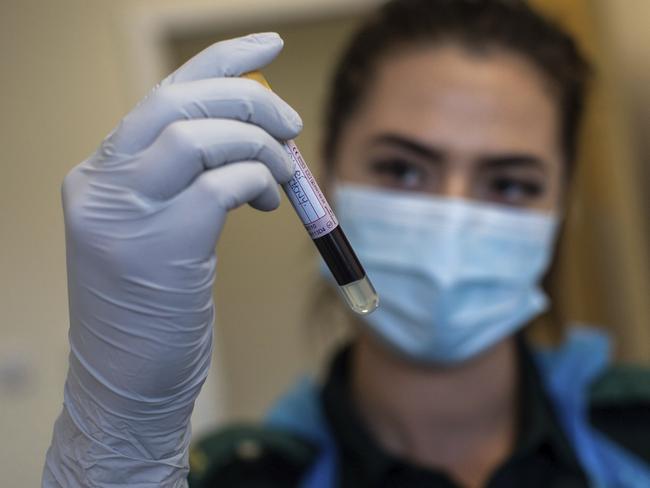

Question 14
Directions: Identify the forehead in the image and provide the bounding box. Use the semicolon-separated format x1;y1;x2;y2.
353;44;561;158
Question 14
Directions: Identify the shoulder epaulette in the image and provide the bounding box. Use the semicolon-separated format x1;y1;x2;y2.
589;365;650;464
589;365;650;406
188;424;318;487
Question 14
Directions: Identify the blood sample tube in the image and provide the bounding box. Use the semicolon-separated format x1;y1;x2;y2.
243;71;379;315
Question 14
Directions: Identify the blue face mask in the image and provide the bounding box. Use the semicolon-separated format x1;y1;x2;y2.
328;183;560;364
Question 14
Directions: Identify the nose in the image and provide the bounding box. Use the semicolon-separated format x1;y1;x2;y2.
440;168;472;199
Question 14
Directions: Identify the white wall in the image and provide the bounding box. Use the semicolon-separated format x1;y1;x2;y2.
2;2;127;484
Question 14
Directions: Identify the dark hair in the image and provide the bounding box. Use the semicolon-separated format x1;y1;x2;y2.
323;0;591;167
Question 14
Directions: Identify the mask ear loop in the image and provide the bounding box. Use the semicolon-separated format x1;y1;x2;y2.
518;151;568;345
528;210;568;347
534;165;577;346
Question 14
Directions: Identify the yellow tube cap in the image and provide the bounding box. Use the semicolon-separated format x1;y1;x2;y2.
242;71;272;90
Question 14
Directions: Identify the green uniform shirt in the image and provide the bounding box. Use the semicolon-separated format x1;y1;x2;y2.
188;339;650;487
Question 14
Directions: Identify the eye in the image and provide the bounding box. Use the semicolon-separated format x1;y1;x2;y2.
487;177;545;205
368;158;428;190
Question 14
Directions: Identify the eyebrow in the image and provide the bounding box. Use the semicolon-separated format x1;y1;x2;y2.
477;155;548;173
370;132;547;172
370;133;445;163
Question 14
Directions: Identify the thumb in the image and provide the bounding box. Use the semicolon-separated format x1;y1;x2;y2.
163;32;284;85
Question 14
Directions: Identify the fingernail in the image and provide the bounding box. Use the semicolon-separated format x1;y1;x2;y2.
248;32;282;45
289;109;303;133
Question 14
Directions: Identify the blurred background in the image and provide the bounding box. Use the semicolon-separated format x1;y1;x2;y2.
1;0;648;485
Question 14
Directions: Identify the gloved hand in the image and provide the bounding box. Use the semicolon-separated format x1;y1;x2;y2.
42;32;302;487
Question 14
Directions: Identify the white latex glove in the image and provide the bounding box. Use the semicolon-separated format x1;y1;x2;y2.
43;32;302;487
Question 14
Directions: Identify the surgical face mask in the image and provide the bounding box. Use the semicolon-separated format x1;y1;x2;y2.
328;183;560;364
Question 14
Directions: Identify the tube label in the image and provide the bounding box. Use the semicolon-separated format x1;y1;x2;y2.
282;140;339;239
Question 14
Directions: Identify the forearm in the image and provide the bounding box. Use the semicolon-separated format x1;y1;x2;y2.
43;403;190;488
40;297;211;487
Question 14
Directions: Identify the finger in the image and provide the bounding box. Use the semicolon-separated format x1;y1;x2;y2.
128;118;294;200
163;163;280;260
108;77;302;155
163;32;283;85
192;161;282;213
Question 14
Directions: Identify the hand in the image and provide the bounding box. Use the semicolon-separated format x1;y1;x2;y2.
43;32;302;487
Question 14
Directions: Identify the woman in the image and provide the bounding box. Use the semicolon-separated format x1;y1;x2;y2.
44;1;650;487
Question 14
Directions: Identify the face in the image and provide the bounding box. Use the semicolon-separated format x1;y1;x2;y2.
333;44;565;212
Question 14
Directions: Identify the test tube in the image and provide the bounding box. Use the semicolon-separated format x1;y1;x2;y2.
242;71;379;315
